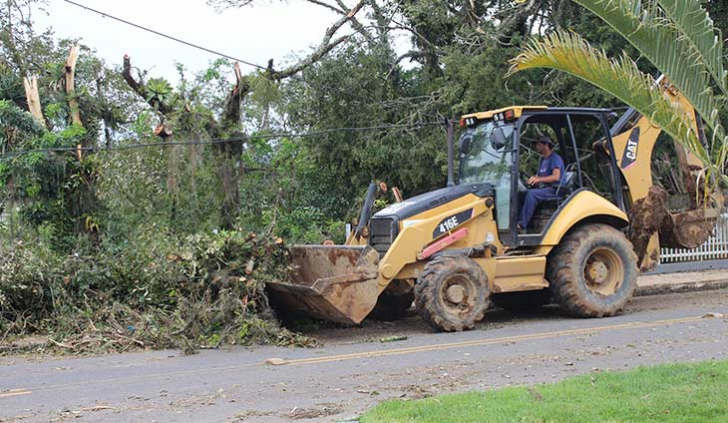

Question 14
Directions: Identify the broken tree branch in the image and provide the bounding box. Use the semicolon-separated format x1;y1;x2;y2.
223;62;250;127
22;75;44;125
122;54;173;115
121;55;141;94
332;0;375;43
295;0;375;44
63;44;82;127
269;0;365;80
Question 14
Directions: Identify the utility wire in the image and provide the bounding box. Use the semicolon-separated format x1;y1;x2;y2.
60;0;269;72
0;121;441;159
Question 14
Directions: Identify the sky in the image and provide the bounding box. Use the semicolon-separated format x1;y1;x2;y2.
33;0;345;83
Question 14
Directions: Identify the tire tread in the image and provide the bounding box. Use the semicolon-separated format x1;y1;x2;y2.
414;255;488;332
547;224;638;318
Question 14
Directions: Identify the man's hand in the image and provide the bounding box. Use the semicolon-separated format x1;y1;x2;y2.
529;168;561;186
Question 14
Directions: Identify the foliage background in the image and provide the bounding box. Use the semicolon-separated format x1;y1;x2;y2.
1;0;726;351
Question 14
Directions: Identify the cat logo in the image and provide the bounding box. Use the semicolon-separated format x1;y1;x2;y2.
621;127;640;169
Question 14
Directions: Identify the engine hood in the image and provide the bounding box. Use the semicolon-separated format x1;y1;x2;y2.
373;183;493;221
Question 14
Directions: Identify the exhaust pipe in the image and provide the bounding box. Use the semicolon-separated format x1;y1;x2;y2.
354;182;377;239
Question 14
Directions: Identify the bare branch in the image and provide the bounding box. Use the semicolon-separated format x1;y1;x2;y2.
368;0;394;40
389;19;436;49
384;51;422;80
122;54;173;115
332;0;374;43
304;0;341;14
269;0;366;80
495;0;544;41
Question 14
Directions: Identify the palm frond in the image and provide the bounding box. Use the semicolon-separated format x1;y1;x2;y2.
509;31;719;180
570;0;717;132
571;0;727;174
654;0;726;93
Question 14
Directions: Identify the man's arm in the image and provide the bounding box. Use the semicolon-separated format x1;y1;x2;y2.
532;168;561;184
528;155;563;185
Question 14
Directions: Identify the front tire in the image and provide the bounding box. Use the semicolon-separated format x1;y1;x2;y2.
415;255;489;332
547;224;638;317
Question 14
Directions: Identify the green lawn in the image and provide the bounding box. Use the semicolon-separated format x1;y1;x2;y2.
361;360;728;423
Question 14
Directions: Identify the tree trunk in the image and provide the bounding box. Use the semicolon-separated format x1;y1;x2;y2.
167;140;181;228
218;153;241;230
217;62;249;230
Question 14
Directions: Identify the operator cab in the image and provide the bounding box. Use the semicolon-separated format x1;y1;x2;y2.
458;107;624;248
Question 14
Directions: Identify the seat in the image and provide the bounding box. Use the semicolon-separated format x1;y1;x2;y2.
555;170;578;198
527;168;579;233
538;169;577;210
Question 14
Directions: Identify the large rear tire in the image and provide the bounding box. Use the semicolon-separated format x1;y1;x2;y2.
547;224;638;317
415;255;489;332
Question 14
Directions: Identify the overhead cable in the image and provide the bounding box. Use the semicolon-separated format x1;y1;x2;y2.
60;0;269;71
0;121;441;159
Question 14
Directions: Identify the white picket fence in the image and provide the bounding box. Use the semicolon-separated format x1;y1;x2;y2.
660;212;728;263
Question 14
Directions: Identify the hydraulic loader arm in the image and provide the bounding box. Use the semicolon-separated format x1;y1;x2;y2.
608;80;722;271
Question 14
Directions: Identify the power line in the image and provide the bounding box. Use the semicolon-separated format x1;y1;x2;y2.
60;0;269;72
0;121;441;159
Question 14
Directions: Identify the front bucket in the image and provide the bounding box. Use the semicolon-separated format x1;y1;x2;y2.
267;245;381;325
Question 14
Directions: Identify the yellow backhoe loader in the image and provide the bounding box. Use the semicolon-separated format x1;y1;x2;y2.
267;79;722;331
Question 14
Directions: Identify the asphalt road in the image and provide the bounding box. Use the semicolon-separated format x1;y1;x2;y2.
1;289;727;423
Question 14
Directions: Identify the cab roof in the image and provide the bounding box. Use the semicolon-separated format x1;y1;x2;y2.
461;106;547;120
460;106;614;120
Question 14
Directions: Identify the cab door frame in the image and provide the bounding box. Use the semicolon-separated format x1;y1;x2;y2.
504;109;625;248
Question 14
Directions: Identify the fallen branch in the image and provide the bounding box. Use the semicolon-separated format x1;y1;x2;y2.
48;337;73;349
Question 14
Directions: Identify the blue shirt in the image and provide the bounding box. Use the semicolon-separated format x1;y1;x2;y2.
537;152;565;187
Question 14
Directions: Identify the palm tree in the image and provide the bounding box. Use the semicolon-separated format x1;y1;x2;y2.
509;0;726;185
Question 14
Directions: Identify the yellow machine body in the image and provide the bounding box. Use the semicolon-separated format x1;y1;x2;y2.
266;84;719;325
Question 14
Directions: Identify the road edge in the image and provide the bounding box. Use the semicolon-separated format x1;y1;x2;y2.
636;278;728;297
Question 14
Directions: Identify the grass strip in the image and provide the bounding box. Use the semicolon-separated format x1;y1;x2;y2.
362;360;728;422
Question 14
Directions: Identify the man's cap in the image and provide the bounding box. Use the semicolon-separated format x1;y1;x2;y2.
534;135;554;146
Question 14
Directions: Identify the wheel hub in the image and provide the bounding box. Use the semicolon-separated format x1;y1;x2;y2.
587;261;609;284
445;284;466;304
583;247;625;296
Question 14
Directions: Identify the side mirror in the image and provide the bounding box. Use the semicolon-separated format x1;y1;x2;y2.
459;134;472;155
490;127;508;150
